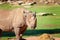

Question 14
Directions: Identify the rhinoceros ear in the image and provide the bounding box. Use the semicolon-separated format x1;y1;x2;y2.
23;11;27;17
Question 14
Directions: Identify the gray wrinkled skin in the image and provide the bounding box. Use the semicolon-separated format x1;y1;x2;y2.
0;8;37;40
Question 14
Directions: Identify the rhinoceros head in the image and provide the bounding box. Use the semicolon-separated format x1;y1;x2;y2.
23;10;37;29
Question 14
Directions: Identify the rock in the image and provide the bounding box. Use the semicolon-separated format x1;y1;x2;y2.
10;1;19;6
39;0;56;5
45;1;49;4
21;2;31;6
55;3;60;5
17;1;23;3
39;0;44;3
26;33;55;40
7;0;11;3
51;0;55;3
24;6;31;8
48;0;52;3
17;1;23;5
21;2;36;6
37;12;56;16
0;2;3;4
38;33;55;40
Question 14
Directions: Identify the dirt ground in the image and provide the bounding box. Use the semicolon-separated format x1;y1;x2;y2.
25;36;60;40
8;36;60;40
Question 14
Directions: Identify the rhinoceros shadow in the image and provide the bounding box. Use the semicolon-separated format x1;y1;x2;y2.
2;29;60;37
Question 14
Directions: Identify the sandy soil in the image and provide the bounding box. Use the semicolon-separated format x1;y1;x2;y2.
25;36;60;40
8;36;60;40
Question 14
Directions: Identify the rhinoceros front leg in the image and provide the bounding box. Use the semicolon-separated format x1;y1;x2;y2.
14;27;22;40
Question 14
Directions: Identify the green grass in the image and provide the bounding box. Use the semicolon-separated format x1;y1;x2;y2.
0;3;20;10
27;5;60;15
0;4;60;40
26;5;60;37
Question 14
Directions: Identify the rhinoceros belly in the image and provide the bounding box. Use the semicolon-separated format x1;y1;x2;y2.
0;20;13;32
0;10;14;32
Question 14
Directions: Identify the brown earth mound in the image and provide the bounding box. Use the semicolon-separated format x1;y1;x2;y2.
8;33;60;40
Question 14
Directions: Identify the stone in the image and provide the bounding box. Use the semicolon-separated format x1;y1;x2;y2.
10;1;19;6
0;1;3;4
37;12;56;16
55;3;60;5
38;33;55;40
